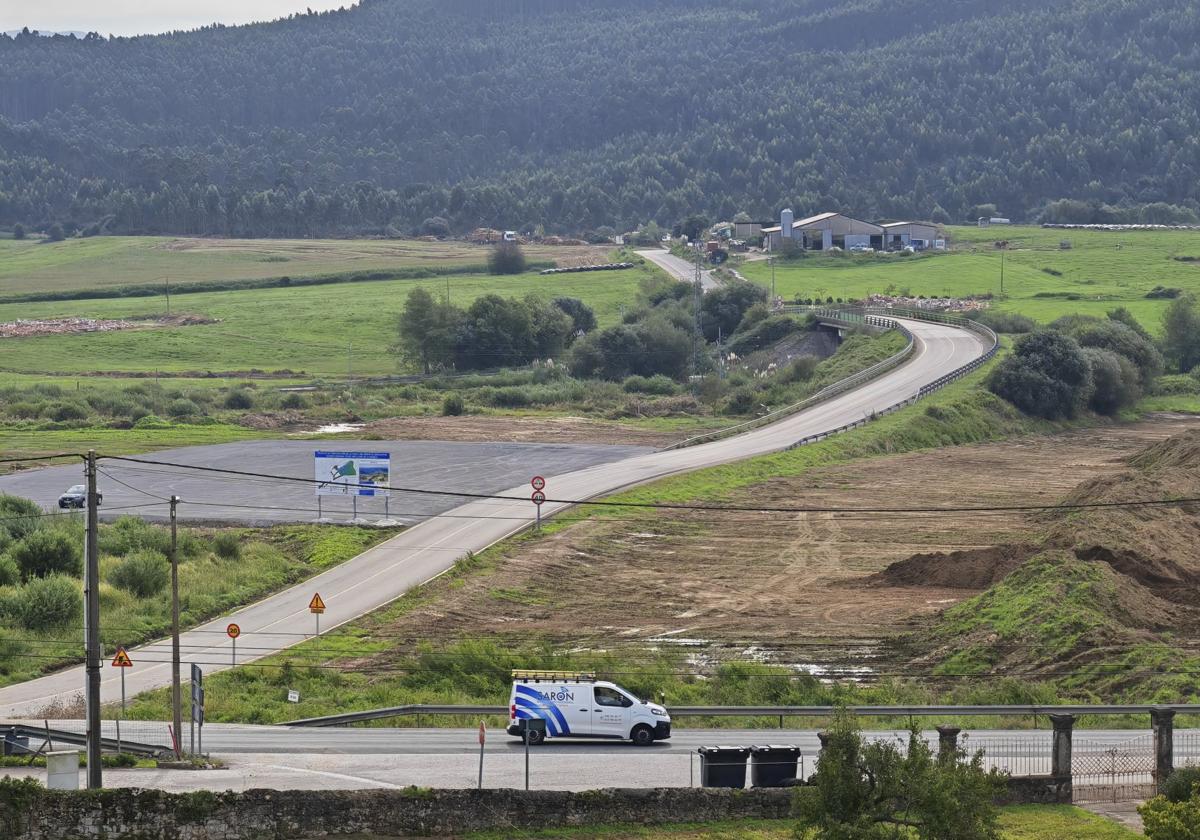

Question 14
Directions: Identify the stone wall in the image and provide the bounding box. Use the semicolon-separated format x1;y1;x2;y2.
2;785;793;840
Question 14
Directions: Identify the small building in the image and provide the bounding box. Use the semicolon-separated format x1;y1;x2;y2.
763;210;885;252
881;222;941;250
733;220;768;240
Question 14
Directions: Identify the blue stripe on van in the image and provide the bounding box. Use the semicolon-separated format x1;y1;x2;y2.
514;685;571;735
513;699;562;736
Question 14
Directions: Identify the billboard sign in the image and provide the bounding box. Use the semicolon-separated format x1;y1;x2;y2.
315;451;391;497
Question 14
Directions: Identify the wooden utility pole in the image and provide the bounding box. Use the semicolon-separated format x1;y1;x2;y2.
83;451;102;788
170;495;182;758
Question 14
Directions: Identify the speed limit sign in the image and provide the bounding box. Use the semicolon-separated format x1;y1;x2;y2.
531;490;546;505
531;475;546;491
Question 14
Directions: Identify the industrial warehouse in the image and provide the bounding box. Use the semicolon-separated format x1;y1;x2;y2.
763;210;943;252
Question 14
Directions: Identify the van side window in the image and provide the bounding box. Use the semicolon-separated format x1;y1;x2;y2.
594;687;626;707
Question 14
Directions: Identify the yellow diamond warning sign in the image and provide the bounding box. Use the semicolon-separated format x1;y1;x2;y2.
309;592;326;614
111;647;133;668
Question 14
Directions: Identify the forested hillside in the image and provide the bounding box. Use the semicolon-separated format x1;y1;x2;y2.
1;0;1198;237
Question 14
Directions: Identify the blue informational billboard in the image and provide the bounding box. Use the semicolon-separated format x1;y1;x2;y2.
314;451;391;497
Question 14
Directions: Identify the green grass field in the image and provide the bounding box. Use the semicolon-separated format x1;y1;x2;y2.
741;225;1200;332
0;265;650;376
0;236;602;295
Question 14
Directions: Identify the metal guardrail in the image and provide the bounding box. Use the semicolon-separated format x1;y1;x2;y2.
282;703;1200;728
664;315;915;450
784;307;1000;451
0;723;170;757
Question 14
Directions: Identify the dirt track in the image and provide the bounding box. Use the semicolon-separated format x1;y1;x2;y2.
358;415;1199;665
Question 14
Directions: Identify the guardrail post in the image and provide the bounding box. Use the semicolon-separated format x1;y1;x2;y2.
936;726;961;764
1152;709;1176;793
1050;714;1075;784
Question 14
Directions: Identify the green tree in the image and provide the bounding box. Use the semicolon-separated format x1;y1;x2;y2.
1161;295;1200;373
795;713;1004;840
11;223;24;240
47;223;65;242
11;530;82;580
487;242;526;275
1082;347;1141;415
454;294;535;370
552;297;597;335
397;287;461;374
987;331;1093;419
526;295;574;359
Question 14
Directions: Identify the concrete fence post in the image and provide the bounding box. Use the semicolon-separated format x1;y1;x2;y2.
1152;709;1176;793
936;726;962;764
1050;714;1075;782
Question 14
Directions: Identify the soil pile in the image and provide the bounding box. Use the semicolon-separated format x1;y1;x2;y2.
869;544;1032;589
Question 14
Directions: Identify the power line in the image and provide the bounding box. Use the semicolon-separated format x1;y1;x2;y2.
96;453;1200;517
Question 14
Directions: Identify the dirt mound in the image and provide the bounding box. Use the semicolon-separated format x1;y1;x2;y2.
869;544;1033;589
1127;428;1200;471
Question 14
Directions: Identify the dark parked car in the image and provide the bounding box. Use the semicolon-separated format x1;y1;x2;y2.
58;485;101;509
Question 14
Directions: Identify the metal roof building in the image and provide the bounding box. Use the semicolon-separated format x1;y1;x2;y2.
764;211;884;251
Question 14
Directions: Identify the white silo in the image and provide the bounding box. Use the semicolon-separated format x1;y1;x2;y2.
780;209;794;238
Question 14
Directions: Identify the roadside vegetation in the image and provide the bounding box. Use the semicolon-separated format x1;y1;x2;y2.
0;504;391;691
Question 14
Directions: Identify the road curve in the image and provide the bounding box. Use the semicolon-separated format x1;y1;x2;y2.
0;318;990;717
637;248;719;291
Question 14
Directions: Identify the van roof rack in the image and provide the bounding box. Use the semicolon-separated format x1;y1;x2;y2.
512;669;596;682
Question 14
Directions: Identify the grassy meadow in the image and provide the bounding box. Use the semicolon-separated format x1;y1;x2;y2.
740;225;1200;331
0;236;602;295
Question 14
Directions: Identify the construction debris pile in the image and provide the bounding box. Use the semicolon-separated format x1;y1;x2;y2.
0;314;216;339
862;294;990;313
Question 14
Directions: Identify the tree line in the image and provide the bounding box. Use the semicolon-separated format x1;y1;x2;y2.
2;0;1200;237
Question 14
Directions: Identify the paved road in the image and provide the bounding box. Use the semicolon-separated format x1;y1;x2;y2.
3;724;1185;793
638;248;720;291
0;440;651;526
0;317;989;717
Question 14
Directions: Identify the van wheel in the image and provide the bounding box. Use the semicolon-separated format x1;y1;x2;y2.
525;728;545;746
630;725;654;746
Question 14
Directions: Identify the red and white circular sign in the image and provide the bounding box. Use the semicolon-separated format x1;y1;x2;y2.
531;475;546;491
531;490;546;505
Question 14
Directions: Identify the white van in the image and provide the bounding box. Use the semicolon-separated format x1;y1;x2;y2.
506;670;671;746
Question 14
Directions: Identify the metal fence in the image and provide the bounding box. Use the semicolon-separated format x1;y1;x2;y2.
1072;733;1157;804
1176;729;1200;769
964;731;1053;777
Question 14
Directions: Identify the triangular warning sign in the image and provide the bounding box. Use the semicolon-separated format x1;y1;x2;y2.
308;592;326;613
111;647;133;668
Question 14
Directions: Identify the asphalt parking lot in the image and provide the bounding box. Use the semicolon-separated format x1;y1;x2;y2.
0;439;652;526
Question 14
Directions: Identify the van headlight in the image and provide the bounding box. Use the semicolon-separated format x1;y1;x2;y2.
652;708;667;716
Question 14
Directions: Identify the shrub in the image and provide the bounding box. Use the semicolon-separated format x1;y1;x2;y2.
133;414;173;429
280;392;307;410
621;375;677;395
0;554;18;587
487;242;526;275
224;390;254;410
779;355;820;383
442;393;465;416
212;532;241;561
491;387;531;408
19;574;82;630
1163;765;1200;803
101;516;171;557
1083;347;1142;415
723;388;759;415
12;223;25;240
1140;791;1200;839
47;402;89;422
0;494;43;540
11;529;82;579
987;331;1092;419
109;549;170;598
167;399;200;418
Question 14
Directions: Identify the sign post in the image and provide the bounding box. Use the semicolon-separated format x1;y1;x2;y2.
309;592;326;637
477;721;486;790
111;647;132;713
227;624;241;667
190;663;204;757
531;476;547;533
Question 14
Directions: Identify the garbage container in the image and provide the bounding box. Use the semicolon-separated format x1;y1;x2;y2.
750;744;801;787
697;746;750;789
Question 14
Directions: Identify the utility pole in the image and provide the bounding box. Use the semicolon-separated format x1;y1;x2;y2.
83;451;102;789
1000;251;1005;295
165;276;171;316
692;242;704;385
170;495;182;759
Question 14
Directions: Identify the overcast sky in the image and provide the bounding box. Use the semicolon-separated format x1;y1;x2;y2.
2;1;351;37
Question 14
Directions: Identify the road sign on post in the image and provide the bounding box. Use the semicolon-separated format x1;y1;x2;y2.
227;624;240;666
477;721;486;789
531;476;547;533
309;592;326;637
531;475;546;492
111;647;132;715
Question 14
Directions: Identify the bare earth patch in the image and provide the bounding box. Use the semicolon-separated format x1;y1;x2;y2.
353;415;1199;670
0;314;215;338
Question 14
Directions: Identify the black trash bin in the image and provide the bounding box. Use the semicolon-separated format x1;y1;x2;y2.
697;746;750;789
750;744;801;787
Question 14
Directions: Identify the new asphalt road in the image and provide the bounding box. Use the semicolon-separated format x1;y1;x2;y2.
0;317;990;717
0;440;652;526
637;248;719;290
